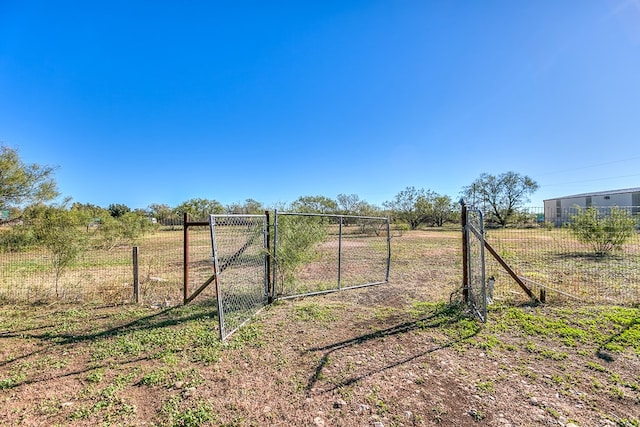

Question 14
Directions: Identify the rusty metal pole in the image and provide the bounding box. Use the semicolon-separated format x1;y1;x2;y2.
461;200;469;303
183;212;189;305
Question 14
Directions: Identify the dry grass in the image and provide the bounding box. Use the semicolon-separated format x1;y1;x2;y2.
1;228;639;426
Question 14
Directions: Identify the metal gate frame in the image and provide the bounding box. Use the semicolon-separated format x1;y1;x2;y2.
462;203;487;322
209;214;269;340
184;211;391;340
272;211;391;300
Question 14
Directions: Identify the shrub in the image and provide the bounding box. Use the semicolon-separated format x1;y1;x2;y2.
569;206;637;255
0;225;37;252
275;215;326;289
30;206;88;297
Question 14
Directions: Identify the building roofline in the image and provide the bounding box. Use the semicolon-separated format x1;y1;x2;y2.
543;187;640;202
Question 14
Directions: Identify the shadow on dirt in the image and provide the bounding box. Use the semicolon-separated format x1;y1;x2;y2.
305;303;480;392
0;299;219;369
596;315;640;362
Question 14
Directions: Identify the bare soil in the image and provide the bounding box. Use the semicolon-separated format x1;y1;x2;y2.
1;230;639;426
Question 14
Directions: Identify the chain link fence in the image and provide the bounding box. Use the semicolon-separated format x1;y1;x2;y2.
209;214;268;340
273;212;390;300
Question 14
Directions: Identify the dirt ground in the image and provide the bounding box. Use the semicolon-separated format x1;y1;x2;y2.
1;230;639;426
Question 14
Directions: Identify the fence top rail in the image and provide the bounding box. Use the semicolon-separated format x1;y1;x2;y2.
276;211;389;221
209;214;266;218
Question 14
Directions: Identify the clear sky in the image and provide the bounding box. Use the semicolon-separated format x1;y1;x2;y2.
1;1;639;210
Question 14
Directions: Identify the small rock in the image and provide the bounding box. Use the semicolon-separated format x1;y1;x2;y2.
173;381;184;389
262;406;271;414
182;387;196;398
334;399;347;409
372;422;385;427
313;417;325;427
358;404;370;413
529;396;539;406
566;423;579;427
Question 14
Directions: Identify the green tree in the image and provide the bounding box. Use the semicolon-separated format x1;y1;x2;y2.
462;171;538;227
336;194;363;216
0;145;59;215
108;203;131;218
356;201;382;217
429;195;455;227
383;187;433;230
226;198;265;214
290;195;338;214
95;211;155;250
147;203;179;225
174;198;224;221
70;202;108;231
29;204;87;297
569;206;637;255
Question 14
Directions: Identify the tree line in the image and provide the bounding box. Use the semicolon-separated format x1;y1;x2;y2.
0;145;542;233
2;144;637;258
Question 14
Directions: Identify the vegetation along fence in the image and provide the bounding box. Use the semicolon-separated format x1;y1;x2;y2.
2;204;639;308
272;211;391;300
0;221;185;305
0;212;391;307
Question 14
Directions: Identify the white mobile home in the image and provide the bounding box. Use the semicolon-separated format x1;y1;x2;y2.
544;187;640;225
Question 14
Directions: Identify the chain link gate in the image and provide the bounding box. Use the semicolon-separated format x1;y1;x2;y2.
201;211;390;340
272;211;391;300
464;206;488;322
209;214;269;340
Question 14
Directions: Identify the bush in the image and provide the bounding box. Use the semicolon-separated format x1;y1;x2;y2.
0;225;37;252
275;215;326;289
569;206;637;255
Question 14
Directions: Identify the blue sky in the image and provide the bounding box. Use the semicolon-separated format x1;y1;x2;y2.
1;1;639;210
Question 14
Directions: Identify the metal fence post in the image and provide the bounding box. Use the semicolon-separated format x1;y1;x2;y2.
385;217;391;282
461;200;469;303
132;246;139;303
265;210;272;303
183;212;189;305
337;216;343;290
272;210;278;301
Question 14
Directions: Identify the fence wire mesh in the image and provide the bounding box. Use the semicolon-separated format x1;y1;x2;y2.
273;212;390;300
483;207;640;305
209;215;268;340
184;224;218;305
465;208;487;321
0;222;184;305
